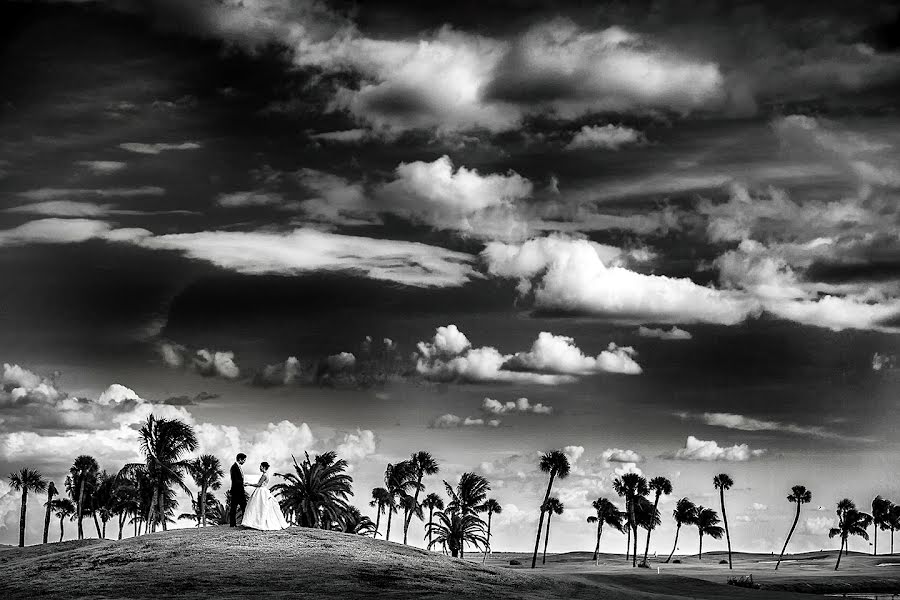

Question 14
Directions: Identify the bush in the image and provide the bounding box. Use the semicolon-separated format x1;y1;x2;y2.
727;575;759;589
637;563;650;569
509;559;522;566
719;559;729;565
672;559;681;564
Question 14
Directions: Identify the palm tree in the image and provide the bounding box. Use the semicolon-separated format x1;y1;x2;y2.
444;472;489;516
695;506;724;560
635;495;661;564
540;497;564;565
8;468;47;547
776;485;812;569
836;498;856;556
713;473;734;569
92;471;117;538
42;481;57;544
641;476;672;566
187;455;224;527
889;504;900;555
399;494;423;541
531;450;571;568
370;487;390;538
403;451;439;544
588;497;623;562
422;492;444;549
613;472;649;567
69;455;99;540
51;498;76;542
665;498;698;563
273;451;354;529
426;507;487;558
341;506;377;535
178;492;222;526
480;498;502;563
381;461;416;542
111;478;141;539
830;504;873;571
872;495;893;556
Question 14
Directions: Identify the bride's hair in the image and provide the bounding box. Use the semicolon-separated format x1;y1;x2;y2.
260;462;270;471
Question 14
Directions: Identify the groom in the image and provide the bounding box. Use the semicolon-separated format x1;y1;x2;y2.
229;453;247;527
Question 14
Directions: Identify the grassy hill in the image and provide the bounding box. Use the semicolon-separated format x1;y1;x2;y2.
0;527;885;599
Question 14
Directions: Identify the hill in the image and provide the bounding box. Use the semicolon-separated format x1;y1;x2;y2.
0;527;825;600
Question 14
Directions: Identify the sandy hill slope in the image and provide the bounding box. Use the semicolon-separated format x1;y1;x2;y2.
0;527;823;599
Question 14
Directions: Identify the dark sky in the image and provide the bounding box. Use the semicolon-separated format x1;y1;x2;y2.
1;0;900;553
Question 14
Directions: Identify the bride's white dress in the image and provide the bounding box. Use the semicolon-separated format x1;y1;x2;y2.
241;473;289;530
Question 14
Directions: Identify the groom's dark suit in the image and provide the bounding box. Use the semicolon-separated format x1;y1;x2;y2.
229;462;247;527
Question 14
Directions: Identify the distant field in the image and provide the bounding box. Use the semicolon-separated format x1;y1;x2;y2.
0;528;897;599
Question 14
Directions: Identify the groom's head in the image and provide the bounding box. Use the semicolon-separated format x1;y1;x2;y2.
236;453;246;465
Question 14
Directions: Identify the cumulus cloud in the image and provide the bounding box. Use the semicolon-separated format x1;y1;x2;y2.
76;160;126;174
0;218;151;247
637;326;692;340
566;124;644;150
119;141;202;154
334;429;377;462
254;356;303;387
158;343;240;379
601;448;645;464
665;435;766;462
326;352;356;371
504;333;642;375
429;414;501;428
801;515;835;535
482;397;553;415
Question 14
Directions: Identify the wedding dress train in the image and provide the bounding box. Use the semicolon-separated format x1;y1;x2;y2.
241;473;289;531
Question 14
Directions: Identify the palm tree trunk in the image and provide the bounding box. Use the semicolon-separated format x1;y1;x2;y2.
874;524;878;556
629;495;638;567
633;520;639;568
542;513;553;564
483;513;493;564
593;519;602;561
531;473;555;568
626;523;631;562
373;509;381;539
665;524;681;563
77;481;85;540
642;494;661;565
118;514;125;540
59;516;65;542
835;536;845;570
18;488;28;547
102;519;107;539
427;507;433;548
404;474;423;543
43;488;55;544
776;502;801;570
720;488;732;569
93;513;102;538
385;508;393;542
159;483;167;532
892;527;895;555
200;482;208;527
698;532;703;560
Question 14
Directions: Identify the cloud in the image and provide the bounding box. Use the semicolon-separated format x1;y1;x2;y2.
138;227;477;288
295;169;374;226
750;503;768;511
158;343;240;379
566;124;644;150
665;435;766;462
483;235;757;325
333;429;377;462
637;326;692;340
119;142;202;154
216;191;287;208
76;160;126;174
5;201;118;218
18;187;164;200
429;414;501;428
685;411;863;442
503;333;642;375
801;516;835;535
482;397;552;415
326;352;356;371
254;356;303;387
309;129;369;143
601;448;645;464
0;218;151;247
873;352;895;371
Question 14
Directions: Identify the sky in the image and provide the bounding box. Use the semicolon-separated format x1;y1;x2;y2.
1;0;900;556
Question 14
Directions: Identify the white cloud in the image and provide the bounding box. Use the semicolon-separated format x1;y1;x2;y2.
119;142;202;154
216;191;286;208
873;353;895;371
504;333;642;375
666;435;766;462
309;129;369;143
76;160;126;174
690;412;855;441
429;414;501;428
0;218;150;247
192;350;240;379
801;516;835;535
482;397;552;415
601;448;645;464
750;503;768;511
613;462;643;476
566;124;643;150
326;352;356;371
6;201;116;218
637;326;692;340
563;445;585;464
18;187;164;201
334;429;377;462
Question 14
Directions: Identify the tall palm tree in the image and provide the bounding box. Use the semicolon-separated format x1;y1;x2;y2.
112;478;141;540
92;471;117;538
635;495;661;563
69;455;99;540
872;495;893;556
370;487;390;538
403;451;439;544
836;498;856;556
776;485;812;569
187;455;224;527
51;498;75;542
531;450;571;568
42;481;57;544
480;498;502;563
422;492;444;549
613;472;649;567
588;497;623;562
273;451;354;529
829;505;872;571
889;504;900;555
642;476;672;566
399;494;423;541
444;472;490;516
426;507;487;558
541;497;564;565
8;468;47;547
381;461;416;542
695;506;724;560
713;473;734;569
665;498;698;563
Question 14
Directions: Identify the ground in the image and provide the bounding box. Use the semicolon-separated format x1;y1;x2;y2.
0;528;897;599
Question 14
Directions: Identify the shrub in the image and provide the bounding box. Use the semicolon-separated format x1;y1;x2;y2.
719;559;729;565
672;559;681;564
509;559;522;566
727;575;759;589
637;563;650;569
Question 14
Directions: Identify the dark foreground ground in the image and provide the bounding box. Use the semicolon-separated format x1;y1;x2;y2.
1;528;897;599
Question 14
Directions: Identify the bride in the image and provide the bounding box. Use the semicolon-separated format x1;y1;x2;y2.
241;461;289;530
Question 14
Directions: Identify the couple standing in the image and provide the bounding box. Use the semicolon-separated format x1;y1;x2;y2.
229;453;289;530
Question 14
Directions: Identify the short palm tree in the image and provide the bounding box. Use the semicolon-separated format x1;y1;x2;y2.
480;498;502;563
42;481;57;544
187;454;224;527
642;476;672;566
370;487;391;538
830;504;873;571
427;507;487;558
713;473;734;569
776;485;812;569
531;450;570;568
69;455;99;540
541;497;564;564
403;451;439;544
381;461;416;541
273;451;353;529
635;495;661;561
444;472;490;516
695;506;724;560
836;498;856;556
613;472;649;567
665;498;698;563
399;494;423;540
889;504;900;555
9;468;47;547
341;506;377;535
872;496;893;556
588;497;623;562
422;492;444;549
51;498;76;542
